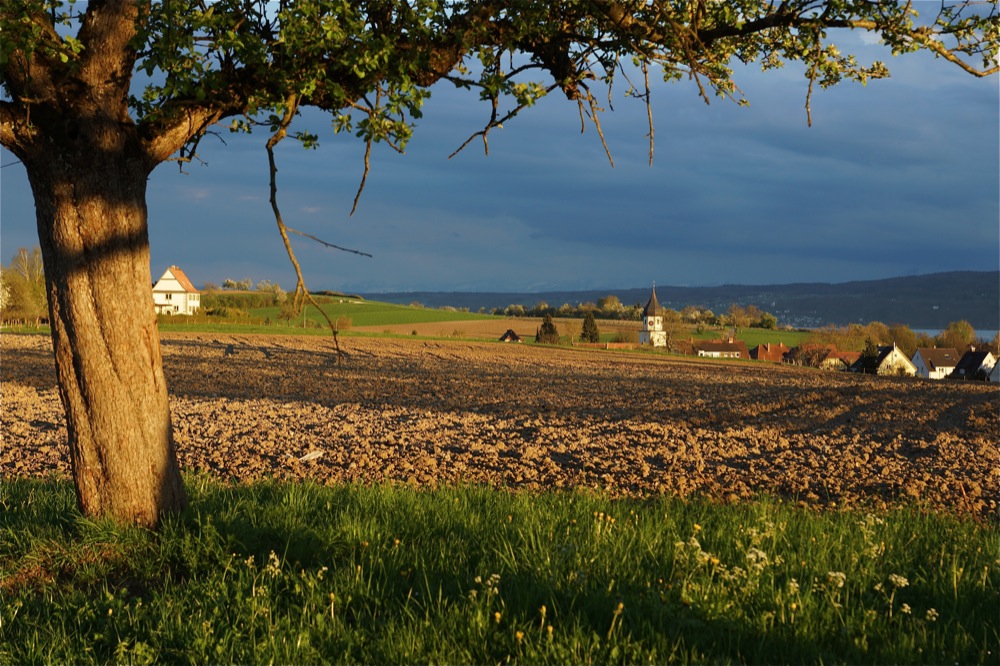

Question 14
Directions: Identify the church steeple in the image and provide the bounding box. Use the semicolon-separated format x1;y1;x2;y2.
642;284;663;319
639;284;667;347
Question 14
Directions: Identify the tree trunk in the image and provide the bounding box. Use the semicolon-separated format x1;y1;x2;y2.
24;144;187;528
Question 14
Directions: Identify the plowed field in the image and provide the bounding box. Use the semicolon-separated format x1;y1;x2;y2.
3;333;997;518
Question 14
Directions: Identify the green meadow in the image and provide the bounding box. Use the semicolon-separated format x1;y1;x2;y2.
2;477;996;664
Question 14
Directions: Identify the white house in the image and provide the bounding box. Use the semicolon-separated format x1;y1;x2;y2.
152;266;200;315
911;347;961;380
850;343;918;376
637;285;667;347
951;350;996;381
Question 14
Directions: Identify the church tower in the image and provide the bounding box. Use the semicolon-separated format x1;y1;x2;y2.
638;284;667;347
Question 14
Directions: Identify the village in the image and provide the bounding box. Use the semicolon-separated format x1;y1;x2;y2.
140;266;1000;385
627;286;1000;382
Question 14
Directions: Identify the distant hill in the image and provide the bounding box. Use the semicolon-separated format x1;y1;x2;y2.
362;271;1000;331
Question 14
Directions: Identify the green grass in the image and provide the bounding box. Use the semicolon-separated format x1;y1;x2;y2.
691;327;810;349
157;299;497;335
2;478;996;664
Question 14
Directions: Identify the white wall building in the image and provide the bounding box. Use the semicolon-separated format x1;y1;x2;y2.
638;285;667;347
911;348;961;380
152;265;200;315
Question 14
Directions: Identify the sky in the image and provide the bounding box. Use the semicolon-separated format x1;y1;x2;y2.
1;29;998;295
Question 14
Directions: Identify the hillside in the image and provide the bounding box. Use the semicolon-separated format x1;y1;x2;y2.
362;271;1000;331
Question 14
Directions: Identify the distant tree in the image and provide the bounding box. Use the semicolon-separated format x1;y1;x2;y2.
662;309;685;351
531;301;552;317
888;323;918;358
505;304;526;317
535;314;560;345
860;338;880;374
201;281;220;292
681;305;702;323
938;320;977;350
562;319;581;344
598;295;623;315
756;312;778;330
581;311;601;343
988;332;1000;357
727;304;752;331
1;247;47;326
222;279;238;290
864;321;891;346
915;331;936;350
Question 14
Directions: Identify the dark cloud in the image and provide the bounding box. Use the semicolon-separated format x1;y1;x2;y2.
2;39;997;293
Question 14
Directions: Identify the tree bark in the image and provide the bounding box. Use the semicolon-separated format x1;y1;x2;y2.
23;141;186;528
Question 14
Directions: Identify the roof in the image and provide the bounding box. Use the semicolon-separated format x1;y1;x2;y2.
641;286;663;318
849;344;916;373
750;342;790;362
499;329;522;342
831;350;861;365
157;266;199;294
952;350;995;376
914;348;961;371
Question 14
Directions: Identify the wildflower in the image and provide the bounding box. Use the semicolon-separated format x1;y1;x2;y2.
494;612;502;623
787;578;800;595
888;574;909;588
826;571;847;588
515;631;524;644
925;608;939;622
693;523;702;532
900;603;912;615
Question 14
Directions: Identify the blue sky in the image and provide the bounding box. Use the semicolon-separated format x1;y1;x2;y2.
2;31;998;294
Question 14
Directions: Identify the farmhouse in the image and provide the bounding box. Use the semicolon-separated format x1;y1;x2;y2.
749;342;790;363
911;347;961;380
695;338;750;360
850;343;917;376
152;265;200;315
638;285;667;347
950;350;996;381
499;329;522;343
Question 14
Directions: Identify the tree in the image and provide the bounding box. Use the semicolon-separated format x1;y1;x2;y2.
755;311;778;330
535;314;560;345
2;1;995;527
597;295;623;316
581;311;601;343
860;338;880;374
727;304;752;331
938;320;977;350
888;323;918;358
1;246;48;326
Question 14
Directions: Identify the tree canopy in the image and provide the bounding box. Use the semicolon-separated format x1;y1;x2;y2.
4;1;997;167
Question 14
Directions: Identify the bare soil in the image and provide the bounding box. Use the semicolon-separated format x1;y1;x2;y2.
3;333;997;518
